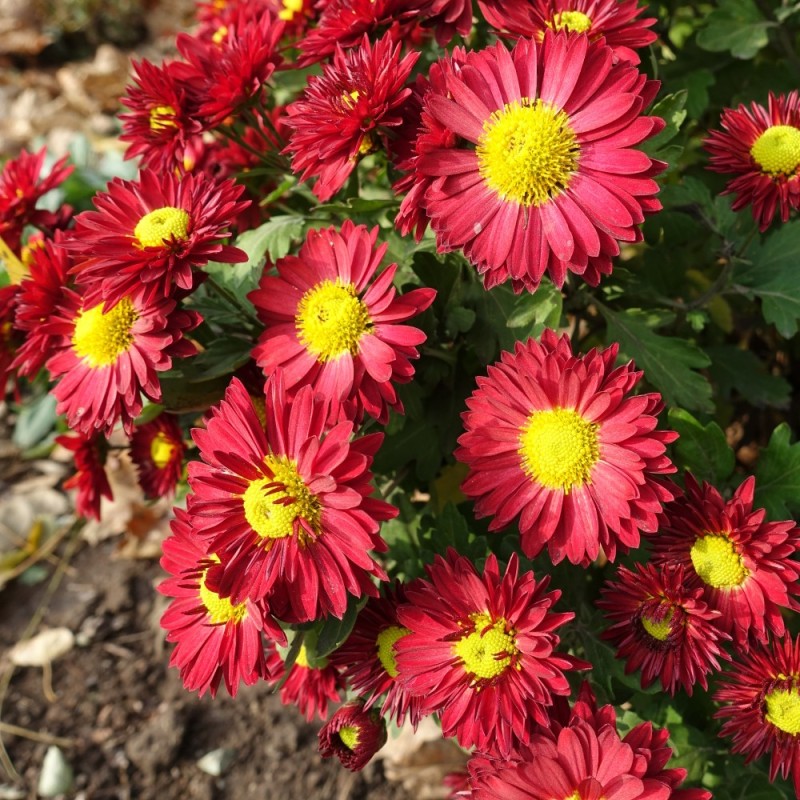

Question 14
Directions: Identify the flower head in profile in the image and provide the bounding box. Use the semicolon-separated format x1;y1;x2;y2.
45;289;200;436
477;0;657;65
129;413;186;498
159;509;284;697
249;221;435;425
598;562;731;695
55;431;113;520
705;91;800;231
715;635;800;798
649;473;800;651
408;33;664;292
395;549;584;757
284;33;418;202
456;330;677;566
187;375;395;621
67;169;249;305
318;701;387;771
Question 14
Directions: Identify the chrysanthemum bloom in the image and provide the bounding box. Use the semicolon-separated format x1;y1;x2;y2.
249;221;435;425
67;169;249;305
129;413;186;498
477;0;657;65
54;431;113;521
395;549;584;756
267;644;345;721
0;148;73;254
650;473;800;651
318;701;388;771
598;562;731;695
705;91;800;232
409;33;664;292
119;59;206;173
0;286;20;392
415;0;472;44
11;234;71;379
284;34;418;202
329;583;422;726
45;289;201;436
159;509;283;697
175;8;284;126
456;330;677;566
715;635;800;797
187;376;395;620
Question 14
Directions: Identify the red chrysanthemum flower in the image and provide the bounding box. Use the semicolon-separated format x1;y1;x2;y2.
456;330;677;566
329;583;422;726
284;33;418;202
408;33;664;292
66;169;249;305
187;375;395;620
267;643;345;721
477;0;657;65
0;148;73;254
416;0;472;44
249;221;435;425
129;413;186;498
119;59;206;173
598;562;731;695
704;91;800;231
649;473;800;651
159;509;283;697
395;549;584;757
319;701;387;771
54;431;113;521
0;285;20;393
46;289;200;436
715;635;800;797
11;233;72;379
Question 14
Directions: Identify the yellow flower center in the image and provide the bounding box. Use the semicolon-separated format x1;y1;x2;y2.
149;431;176;469
199;561;248;624
212;25;228;45
149;105;177;132
640;607;674;642
476;98;579;207
241;455;321;541
376;625;409;679
295;643;322;669
750;125;800;176
453;613;518;682
134;206;191;248
550;10;593;33
519;407;600;492
279;0;304;20
765;687;800;735
296;279;373;362
690;533;749;589
71;298;138;368
338;725;360;750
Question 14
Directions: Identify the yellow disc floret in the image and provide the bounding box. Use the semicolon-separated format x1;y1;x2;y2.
149;105;177;132
242;455;321;541
134;206;191;248
765;686;800;735
640;607;675;642
71;298;139;368
376;625;409;679
519;407;600;492
296;279;372;362
550;10;593;33
199;560;248;624
453;612;518;682
338;725;361;750
750;125;800;176
476;98;580;207
690;533;749;589
150;431;176;469
279;0;304;21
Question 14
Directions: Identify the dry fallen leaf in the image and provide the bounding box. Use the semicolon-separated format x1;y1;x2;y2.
9;627;75;667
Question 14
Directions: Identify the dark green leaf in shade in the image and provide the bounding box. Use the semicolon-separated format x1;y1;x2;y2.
600;307;713;413
754;423;800;520
643;91;688;152
314;595;366;659
696;0;772;59
705;345;790;408
671;68;715;119
658;177;714;215
187;337;254;381
505;277;563;336
445;306;476;335
668;408;735;484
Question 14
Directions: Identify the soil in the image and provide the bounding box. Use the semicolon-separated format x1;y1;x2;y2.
0;541;415;800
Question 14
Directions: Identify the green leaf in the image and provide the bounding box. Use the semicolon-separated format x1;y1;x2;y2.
671;68;715;119
314;596;365;659
600;307;713;413
696;0;773;59
705;345;790;408
445;306;476;334
12;392;57;450
668;408;735;484
659;177;714;215
737;221;800;337
644;91;688;151
188;337;253;381
754;423;800;520
244;214;305;263
506;277;563;336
